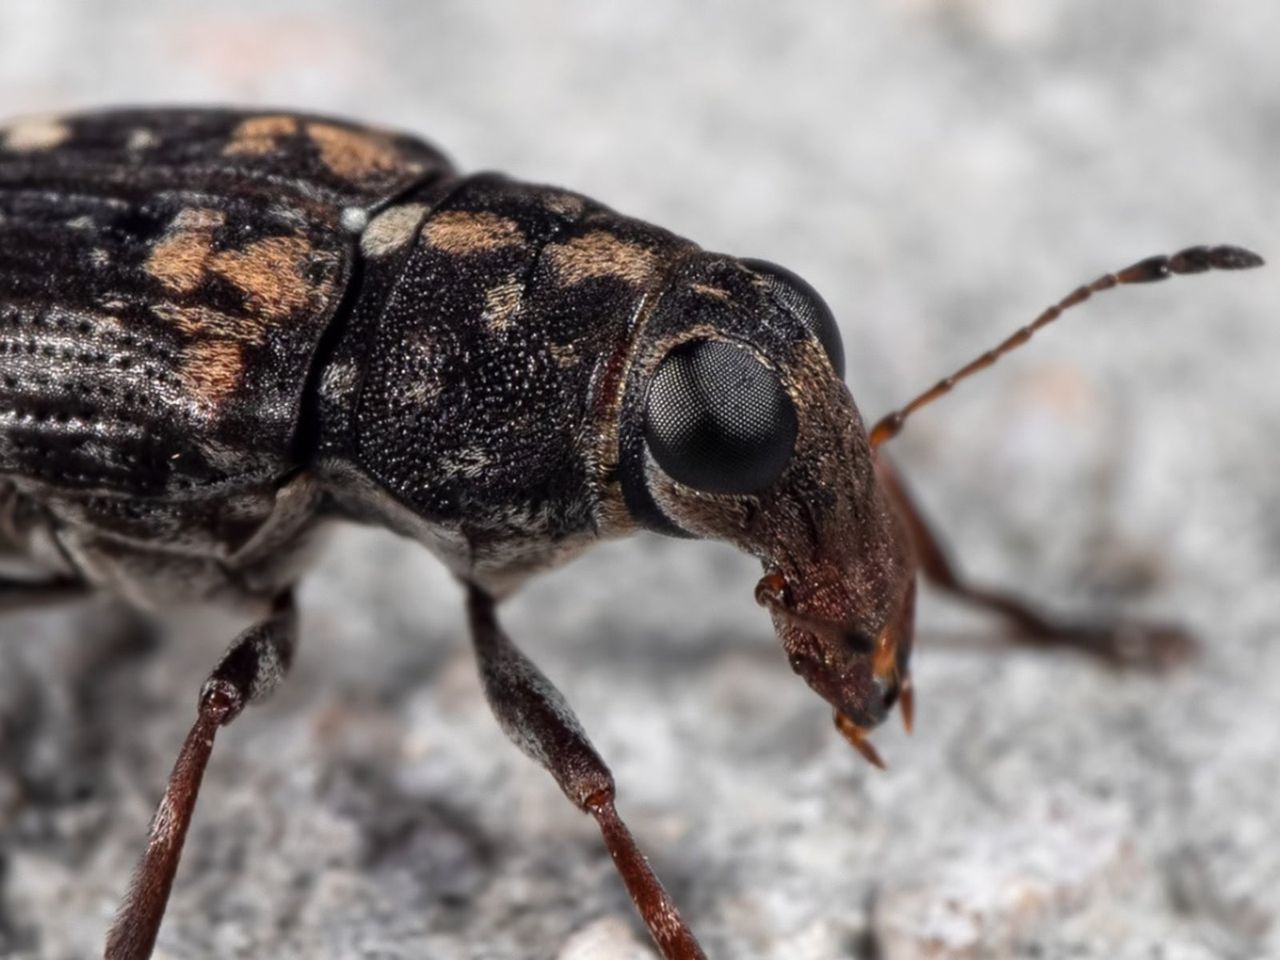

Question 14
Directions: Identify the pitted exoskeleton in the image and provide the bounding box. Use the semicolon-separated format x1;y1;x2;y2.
0;108;1263;960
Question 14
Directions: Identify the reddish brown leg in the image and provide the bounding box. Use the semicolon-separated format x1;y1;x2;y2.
876;457;1193;669
466;585;708;960
103;593;297;960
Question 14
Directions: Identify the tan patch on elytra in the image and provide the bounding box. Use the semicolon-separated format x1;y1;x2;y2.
150;303;265;343
545;231;658;286
179;340;246;408
148;209;323;325
146;206;337;409
146;208;226;294
421;211;525;256
223;115;300;157
2;116;71;152
360;203;428;258
159;237;322;410
211;236;316;320
482;276;524;333
307;122;409;181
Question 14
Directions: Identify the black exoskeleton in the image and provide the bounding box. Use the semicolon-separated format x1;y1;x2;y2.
0;108;1263;960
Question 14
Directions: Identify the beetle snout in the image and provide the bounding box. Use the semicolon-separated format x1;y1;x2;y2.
761;583;891;715
759;566;917;765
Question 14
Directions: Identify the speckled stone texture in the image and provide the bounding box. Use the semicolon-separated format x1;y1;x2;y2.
1;2;1277;958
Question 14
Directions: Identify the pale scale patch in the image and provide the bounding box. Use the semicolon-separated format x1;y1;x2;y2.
360;203;428;258
1;116;71;152
482;276;524;333
126;127;158;152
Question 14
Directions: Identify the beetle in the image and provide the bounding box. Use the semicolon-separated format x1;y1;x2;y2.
0;107;1262;960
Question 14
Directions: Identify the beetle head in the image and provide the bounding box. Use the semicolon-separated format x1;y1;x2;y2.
612;241;1267;762
616;254;916;761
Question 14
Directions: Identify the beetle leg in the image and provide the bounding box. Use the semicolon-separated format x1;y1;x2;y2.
876;457;1194;670
0;575;85;613
104;592;297;960
465;584;708;960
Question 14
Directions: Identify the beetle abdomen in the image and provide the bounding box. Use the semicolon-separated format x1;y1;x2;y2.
0;108;454;499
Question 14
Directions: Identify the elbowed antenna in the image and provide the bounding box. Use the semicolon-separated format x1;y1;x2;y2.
867;244;1264;450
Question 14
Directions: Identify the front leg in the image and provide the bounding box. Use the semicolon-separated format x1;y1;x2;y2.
876;456;1194;669
465;585;708;960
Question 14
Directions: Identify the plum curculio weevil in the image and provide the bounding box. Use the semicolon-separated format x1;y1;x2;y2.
0;108;1263;960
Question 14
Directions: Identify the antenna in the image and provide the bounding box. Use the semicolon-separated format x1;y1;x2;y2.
867;245;1264;450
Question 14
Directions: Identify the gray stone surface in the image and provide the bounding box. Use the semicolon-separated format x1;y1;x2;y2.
1;2;1277;958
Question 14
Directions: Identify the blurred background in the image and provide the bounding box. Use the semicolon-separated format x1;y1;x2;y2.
0;2;1276;958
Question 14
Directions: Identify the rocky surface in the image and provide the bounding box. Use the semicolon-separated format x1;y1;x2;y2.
1;2;1277;958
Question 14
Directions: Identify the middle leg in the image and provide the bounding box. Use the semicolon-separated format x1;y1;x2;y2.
876;455;1194;669
466;584;708;960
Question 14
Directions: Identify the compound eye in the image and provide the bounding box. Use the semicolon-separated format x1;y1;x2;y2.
645;340;797;494
742;258;845;379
